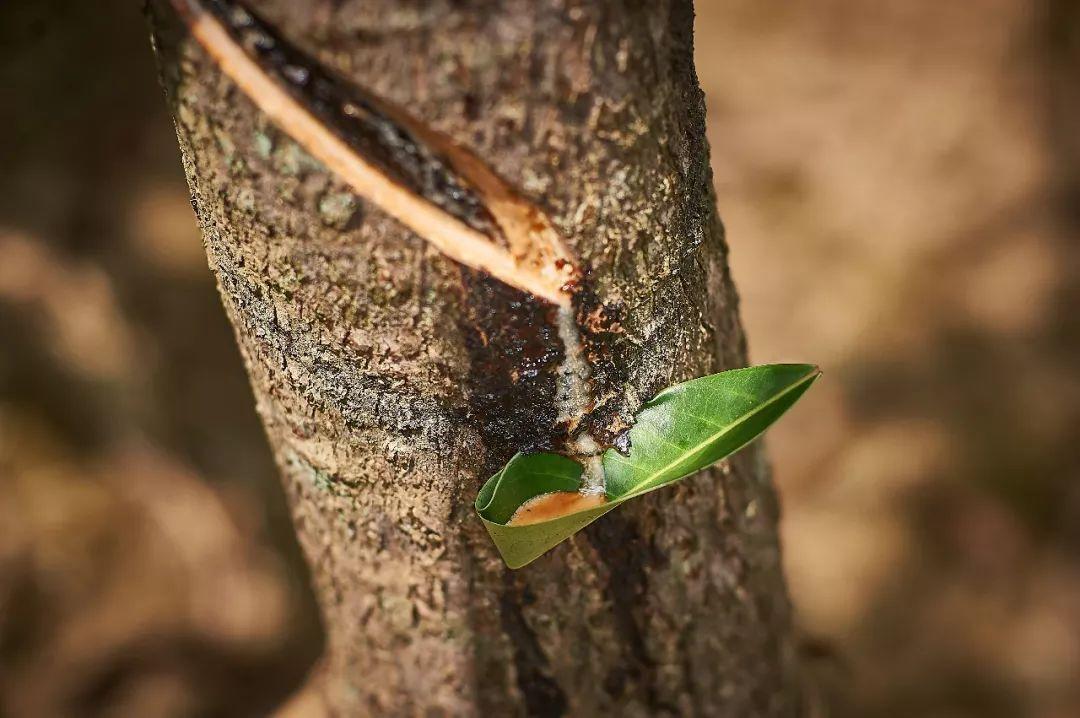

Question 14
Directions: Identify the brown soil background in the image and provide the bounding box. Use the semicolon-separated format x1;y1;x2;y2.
1;1;1077;716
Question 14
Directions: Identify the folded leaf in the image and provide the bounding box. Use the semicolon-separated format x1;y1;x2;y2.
475;363;819;568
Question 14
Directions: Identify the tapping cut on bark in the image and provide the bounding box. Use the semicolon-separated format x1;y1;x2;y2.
167;0;576;305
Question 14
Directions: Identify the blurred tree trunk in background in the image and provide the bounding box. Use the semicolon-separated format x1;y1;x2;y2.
149;1;801;715
1047;0;1080;215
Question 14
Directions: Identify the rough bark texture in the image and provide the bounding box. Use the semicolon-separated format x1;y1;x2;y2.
149;1;801;715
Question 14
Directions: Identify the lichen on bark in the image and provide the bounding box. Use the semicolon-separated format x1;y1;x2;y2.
148;0;802;715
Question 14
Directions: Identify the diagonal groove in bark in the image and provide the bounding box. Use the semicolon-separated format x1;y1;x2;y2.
168;0;576;305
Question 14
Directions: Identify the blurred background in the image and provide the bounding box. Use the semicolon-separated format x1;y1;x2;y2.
1;1;1077;716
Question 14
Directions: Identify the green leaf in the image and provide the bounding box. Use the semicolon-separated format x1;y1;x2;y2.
602;363;820;499
475;363;819;568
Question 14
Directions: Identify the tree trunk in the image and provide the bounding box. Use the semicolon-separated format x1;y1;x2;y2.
148;1;801;715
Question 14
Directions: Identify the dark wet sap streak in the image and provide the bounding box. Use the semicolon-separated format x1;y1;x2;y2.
461;274;567;476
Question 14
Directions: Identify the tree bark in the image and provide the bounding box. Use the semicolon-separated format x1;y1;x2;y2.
149;1;801;715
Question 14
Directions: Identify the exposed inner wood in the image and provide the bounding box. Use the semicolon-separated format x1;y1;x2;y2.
382;102;578;299
508;491;608;526
168;0;575;306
